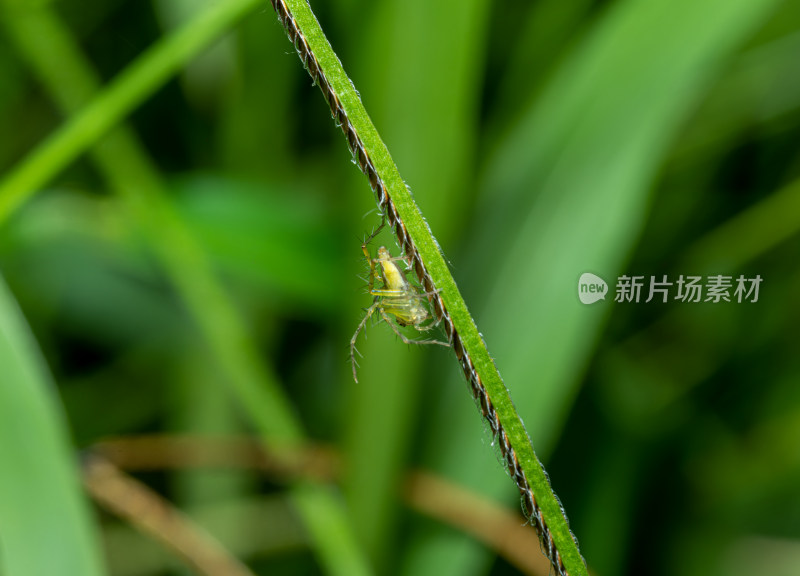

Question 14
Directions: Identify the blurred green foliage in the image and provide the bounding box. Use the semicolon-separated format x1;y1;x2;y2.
1;0;799;575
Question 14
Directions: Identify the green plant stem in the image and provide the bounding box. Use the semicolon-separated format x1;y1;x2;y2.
0;5;371;575
270;1;587;574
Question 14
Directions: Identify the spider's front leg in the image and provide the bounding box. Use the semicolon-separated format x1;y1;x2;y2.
361;217;386;293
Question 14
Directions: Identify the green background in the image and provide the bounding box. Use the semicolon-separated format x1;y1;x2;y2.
1;0;799;575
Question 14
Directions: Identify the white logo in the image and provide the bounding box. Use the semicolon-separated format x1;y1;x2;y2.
578;273;608;304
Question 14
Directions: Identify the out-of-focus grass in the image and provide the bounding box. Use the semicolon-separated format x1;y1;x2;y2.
1;0;799;575
1;2;371;575
0;275;105;576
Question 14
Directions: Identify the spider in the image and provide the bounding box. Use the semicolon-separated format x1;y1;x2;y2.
349;221;449;382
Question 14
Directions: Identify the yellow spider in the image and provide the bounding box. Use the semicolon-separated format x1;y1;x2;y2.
350;222;448;382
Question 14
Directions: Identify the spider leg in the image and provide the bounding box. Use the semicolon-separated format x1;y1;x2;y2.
364;215;386;245
379;309;450;348
361;217;386;259
350;300;380;383
417;310;445;330
361;217;387;293
393;288;445;329
414;323;449;346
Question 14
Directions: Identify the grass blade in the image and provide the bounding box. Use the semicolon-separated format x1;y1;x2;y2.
0;274;106;576
0;5;372;575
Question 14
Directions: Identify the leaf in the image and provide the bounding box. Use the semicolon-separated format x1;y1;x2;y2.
0;274;106;576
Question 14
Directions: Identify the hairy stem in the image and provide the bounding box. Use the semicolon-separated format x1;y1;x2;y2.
267;1;588;574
